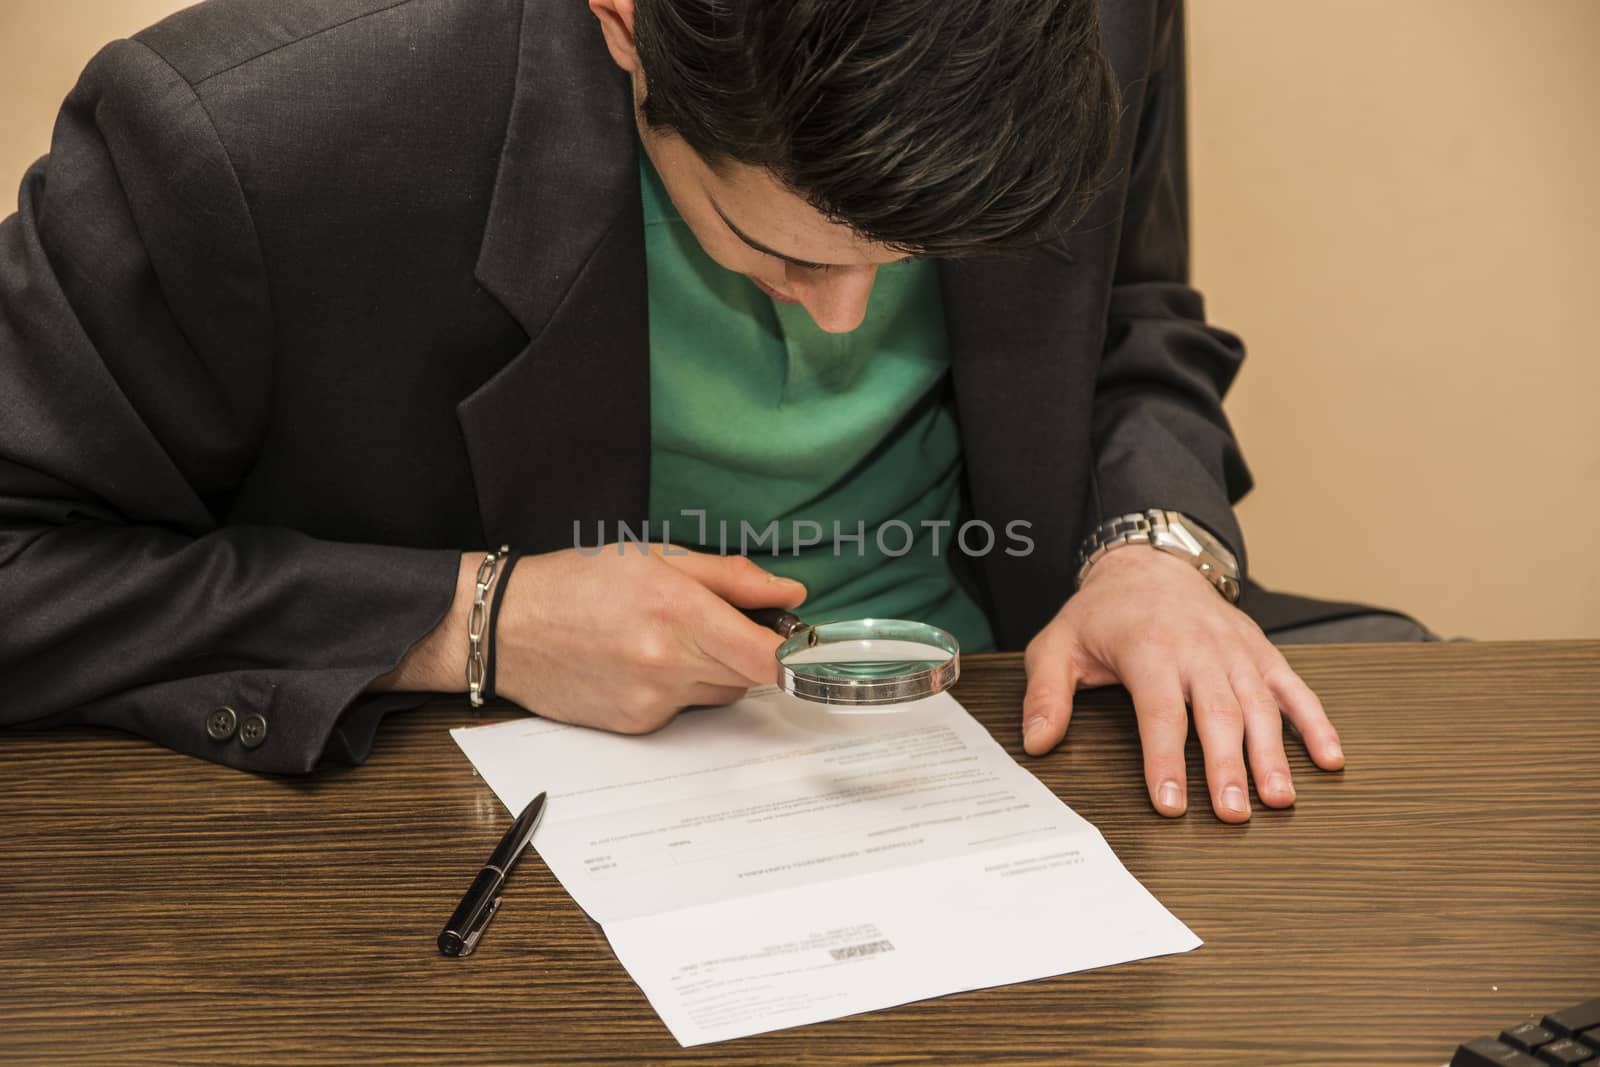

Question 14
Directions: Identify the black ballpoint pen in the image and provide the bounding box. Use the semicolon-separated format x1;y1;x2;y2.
438;791;547;957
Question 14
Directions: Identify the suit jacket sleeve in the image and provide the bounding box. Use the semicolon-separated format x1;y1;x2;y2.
1090;3;1254;573
0;39;460;773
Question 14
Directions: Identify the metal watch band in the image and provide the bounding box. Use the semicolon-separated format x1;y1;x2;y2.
1075;510;1242;603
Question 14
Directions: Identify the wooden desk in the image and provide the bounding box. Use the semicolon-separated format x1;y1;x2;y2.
2;641;1596;1065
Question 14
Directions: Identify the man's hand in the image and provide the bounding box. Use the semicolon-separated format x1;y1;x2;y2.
1020;547;1344;823
375;545;806;734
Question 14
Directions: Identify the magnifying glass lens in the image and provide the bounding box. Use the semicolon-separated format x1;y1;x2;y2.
775;618;959;707
783;635;951;680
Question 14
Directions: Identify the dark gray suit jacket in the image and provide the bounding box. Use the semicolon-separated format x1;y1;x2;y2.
0;0;1258;773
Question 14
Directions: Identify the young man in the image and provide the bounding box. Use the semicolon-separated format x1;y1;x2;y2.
0;0;1352;821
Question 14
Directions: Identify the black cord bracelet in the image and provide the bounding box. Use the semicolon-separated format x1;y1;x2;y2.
481;548;521;704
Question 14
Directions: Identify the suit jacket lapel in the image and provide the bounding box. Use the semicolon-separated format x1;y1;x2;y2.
941;251;1102;647
459;0;650;552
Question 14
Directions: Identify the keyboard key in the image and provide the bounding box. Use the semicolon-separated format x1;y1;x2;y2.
1503;1024;1558;1052
1452;1037;1551;1067
1536;1038;1597;1065
1545;1001;1600;1039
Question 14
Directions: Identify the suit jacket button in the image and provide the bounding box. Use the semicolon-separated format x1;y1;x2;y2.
205;706;238;741
239;713;269;749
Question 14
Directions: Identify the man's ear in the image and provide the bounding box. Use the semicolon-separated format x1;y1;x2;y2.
589;0;640;73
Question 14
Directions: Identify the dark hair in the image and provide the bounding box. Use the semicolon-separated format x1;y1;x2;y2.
633;0;1119;256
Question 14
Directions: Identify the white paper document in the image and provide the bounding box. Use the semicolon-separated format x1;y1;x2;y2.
451;687;1200;1046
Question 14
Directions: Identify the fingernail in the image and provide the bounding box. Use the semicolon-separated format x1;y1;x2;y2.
1222;785;1249;813
1268;772;1294;800
1328;742;1344;762
1023;715;1048;744
1158;780;1182;811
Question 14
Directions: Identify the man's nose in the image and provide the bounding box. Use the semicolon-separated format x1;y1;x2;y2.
790;264;879;334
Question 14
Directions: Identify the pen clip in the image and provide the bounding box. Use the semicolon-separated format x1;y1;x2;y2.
457;895;502;958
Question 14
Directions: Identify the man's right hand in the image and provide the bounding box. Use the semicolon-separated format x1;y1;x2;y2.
373;545;807;734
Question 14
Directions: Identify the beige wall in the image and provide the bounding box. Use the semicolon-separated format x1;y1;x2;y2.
1189;1;1599;639
3;2;1596;639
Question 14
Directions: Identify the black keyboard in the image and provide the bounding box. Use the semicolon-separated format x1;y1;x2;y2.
1452;999;1600;1066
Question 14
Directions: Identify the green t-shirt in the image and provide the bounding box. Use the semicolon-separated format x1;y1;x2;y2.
641;153;995;652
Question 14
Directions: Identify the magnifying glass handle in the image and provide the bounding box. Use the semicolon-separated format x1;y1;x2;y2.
741;607;811;639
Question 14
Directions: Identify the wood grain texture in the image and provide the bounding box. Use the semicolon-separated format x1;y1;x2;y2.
1;640;1596;1065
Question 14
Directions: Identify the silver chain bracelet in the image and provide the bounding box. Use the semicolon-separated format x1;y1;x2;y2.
466;544;511;708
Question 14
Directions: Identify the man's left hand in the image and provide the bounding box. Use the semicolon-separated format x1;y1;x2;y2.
1020;547;1345;822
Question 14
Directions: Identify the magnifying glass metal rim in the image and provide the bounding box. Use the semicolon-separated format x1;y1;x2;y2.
770;616;961;707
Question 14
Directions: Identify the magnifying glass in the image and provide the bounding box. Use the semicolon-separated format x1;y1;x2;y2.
744;608;960;708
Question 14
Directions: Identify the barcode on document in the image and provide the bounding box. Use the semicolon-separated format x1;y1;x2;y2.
829;939;895;961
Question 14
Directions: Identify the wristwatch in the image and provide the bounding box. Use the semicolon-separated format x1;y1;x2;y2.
1075;509;1242;603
